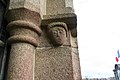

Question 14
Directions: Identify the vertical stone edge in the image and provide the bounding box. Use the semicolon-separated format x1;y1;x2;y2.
71;35;82;80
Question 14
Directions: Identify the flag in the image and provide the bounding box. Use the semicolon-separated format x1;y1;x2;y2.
116;49;120;62
116;57;119;62
117;49;120;58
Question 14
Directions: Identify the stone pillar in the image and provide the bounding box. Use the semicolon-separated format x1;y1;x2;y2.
6;0;41;80
35;0;82;80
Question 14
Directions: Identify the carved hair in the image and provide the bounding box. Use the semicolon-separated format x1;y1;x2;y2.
47;22;68;37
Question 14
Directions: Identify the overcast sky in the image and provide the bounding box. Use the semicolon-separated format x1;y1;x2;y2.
73;0;120;78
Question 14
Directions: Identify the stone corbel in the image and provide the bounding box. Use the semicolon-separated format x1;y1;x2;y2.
42;13;77;38
47;22;68;46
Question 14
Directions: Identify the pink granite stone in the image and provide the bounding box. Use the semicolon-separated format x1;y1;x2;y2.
7;43;35;80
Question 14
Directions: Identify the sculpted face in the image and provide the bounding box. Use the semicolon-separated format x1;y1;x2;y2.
49;26;66;46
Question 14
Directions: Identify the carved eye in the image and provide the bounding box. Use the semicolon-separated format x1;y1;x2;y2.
59;30;63;33
52;30;58;36
54;30;57;34
57;29;63;33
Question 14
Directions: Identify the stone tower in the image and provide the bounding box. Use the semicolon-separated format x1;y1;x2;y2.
0;0;82;80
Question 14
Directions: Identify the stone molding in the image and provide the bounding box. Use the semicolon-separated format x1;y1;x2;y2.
42;13;77;37
7;20;41;36
8;35;38;47
6;20;41;47
6;8;41;26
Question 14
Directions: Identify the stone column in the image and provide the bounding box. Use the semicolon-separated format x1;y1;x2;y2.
6;0;41;80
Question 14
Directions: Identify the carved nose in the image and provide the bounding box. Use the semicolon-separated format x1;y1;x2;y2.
56;31;60;37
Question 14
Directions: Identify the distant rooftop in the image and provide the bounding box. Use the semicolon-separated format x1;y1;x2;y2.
82;77;115;80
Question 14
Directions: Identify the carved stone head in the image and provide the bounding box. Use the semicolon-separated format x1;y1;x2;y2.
48;22;68;46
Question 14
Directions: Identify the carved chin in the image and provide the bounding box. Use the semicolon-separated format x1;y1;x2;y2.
52;37;65;46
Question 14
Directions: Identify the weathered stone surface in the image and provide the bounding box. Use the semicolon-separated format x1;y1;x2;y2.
38;28;71;47
6;8;41;26
65;0;73;8
36;27;81;80
72;48;81;80
7;43;35;80
47;22;68;46
46;0;74;15
35;47;74;80
9;0;40;13
70;33;81;80
42;0;77;35
70;35;78;48
5;0;82;80
39;0;74;18
6;0;41;25
42;13;77;30
6;0;41;80
6;20;41;46
39;0;46;18
6;20;41;80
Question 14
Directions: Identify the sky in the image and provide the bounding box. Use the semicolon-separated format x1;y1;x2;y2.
73;0;120;78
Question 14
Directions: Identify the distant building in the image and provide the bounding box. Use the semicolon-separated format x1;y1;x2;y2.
113;64;120;80
82;77;115;80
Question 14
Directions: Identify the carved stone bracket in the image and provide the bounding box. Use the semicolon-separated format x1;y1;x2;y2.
42;13;77;37
47;22;68;46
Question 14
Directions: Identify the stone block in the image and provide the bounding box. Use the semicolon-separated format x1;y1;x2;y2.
72;48;82;80
35;47;74;80
39;0;46;18
46;0;74;15
6;8;41;26
9;0;40;13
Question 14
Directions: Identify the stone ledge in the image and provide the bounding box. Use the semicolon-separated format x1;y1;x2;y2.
42;13;77;30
